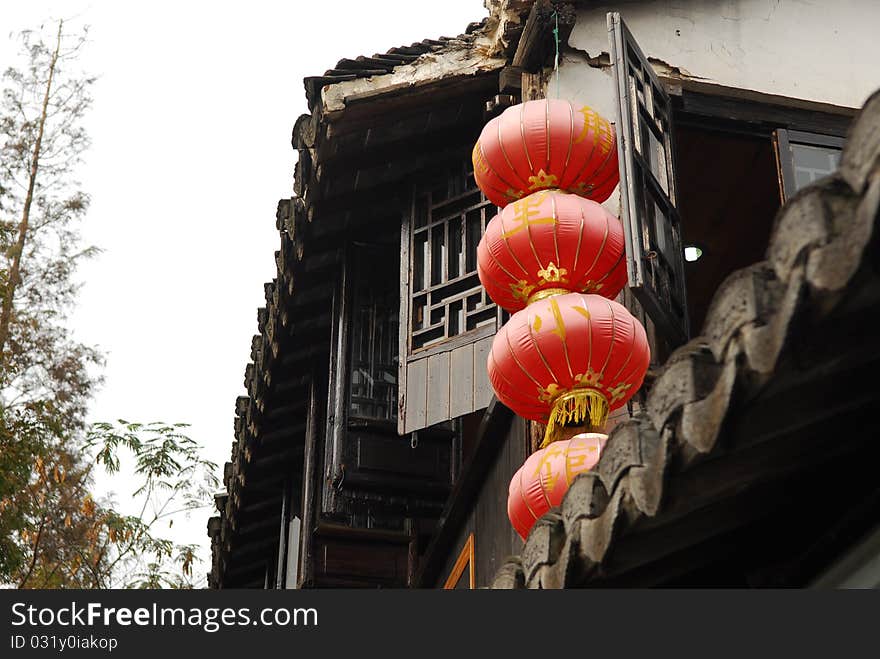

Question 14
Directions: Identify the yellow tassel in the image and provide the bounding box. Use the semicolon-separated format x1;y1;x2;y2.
541;389;609;449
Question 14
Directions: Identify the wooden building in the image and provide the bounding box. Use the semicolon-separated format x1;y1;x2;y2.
208;0;880;589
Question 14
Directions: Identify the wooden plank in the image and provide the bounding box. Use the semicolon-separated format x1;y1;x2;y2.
425;351;451;427
315;539;408;583
473;336;493;411
404;358;428;434
443;533;475;589
677;83;855;137
398;189;412;435
298;379;319;588
449;344;475;418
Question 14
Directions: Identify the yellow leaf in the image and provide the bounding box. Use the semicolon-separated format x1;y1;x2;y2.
80;495;95;517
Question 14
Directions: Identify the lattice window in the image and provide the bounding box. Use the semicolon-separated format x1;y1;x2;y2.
408;161;502;352
349;245;399;422
398;160;502;435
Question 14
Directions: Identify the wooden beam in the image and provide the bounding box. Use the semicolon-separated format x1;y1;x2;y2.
319;137;480;200
314;521;413;545
271;373;311;396
237;515;281;539
302;248;343;274
249;446;304;471
299;379;321;588
317;120;483;179
263;399;308;423
243;463;302;494
260;423;307;446
499;66;523;95
286;280;335;309
512;1;576;72
222;560;268;584
240;495;283;517
228;536;276;562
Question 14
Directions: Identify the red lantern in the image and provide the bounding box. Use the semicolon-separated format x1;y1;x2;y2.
477;190;627;312
472;99;619;208
488;292;650;446
507;433;607;540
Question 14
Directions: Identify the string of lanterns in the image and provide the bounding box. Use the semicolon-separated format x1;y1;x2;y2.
471;99;651;540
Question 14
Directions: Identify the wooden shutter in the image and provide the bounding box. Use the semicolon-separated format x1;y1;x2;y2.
398;162;502;435
608;12;690;346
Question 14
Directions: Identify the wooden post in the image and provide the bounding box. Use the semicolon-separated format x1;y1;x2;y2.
299;377;319;588
273;480;289;589
521;71;545;101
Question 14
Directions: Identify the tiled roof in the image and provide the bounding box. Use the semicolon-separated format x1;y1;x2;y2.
303;20;486;106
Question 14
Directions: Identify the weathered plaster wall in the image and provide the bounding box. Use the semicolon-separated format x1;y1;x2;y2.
562;0;880;110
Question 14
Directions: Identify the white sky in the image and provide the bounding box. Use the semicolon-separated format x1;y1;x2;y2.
2;0;487;585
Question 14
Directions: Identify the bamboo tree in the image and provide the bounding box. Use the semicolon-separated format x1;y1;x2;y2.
0;21;62;359
0;20;98;580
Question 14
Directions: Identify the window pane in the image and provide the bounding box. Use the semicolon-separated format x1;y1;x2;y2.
448;217;462;280
647;124;668;194
791;143;840;191
412;231;427;293
431;224;445;286
465;208;482;272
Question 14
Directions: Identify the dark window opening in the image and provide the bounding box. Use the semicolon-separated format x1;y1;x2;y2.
348;243;400;423
673;117;846;335
673;123;781;334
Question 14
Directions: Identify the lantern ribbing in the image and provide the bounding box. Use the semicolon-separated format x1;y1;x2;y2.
472;99;619;208
476;189;627;312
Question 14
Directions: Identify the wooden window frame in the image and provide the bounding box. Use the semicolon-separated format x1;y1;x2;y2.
666;83;852;210
668;81;853;139
443;532;475;589
774;128;845;201
609;11;690;347
347;242;400;425
398;160;502;435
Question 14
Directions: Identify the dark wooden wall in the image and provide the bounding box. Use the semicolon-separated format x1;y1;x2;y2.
434;416;528;588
